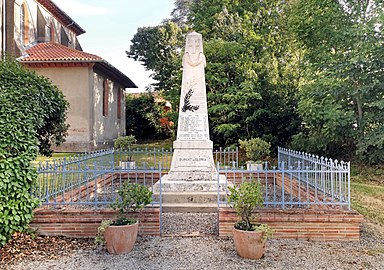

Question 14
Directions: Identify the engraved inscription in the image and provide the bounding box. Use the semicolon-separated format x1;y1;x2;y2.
177;114;209;140
179;157;207;162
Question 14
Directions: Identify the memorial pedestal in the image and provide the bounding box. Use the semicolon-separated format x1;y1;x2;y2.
153;140;228;193
152;32;229;211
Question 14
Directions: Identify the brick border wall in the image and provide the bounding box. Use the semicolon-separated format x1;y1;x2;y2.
219;208;364;241
29;207;161;238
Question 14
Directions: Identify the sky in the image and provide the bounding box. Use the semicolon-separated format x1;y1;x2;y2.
56;0;175;92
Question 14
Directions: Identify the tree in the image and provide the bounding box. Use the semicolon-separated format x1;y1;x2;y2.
0;60;69;156
125;93;170;140
189;1;302;148
290;0;384;163
170;0;195;27
128;1;302;150
127;21;187;107
0;59;70;246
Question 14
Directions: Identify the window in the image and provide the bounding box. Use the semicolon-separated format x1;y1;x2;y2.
60;27;70;46
103;79;109;117
20;3;29;44
49;22;55;42
117;88;122;120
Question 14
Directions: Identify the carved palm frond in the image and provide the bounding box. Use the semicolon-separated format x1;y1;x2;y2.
182;89;200;112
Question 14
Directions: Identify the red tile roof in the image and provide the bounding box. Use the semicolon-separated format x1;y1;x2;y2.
20;43;137;88
22;42;102;62
37;0;85;35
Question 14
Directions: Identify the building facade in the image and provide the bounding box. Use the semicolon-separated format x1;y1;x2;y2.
1;0;137;151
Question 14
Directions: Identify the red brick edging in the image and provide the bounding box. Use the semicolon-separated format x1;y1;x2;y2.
29;207;161;238
219;208;363;241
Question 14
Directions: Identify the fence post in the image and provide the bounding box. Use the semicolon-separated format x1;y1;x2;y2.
217;162;220;209
93;161;98;207
347;161;351;210
112;148;115;170
281;161;285;209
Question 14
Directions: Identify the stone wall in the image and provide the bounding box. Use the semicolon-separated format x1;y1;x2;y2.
30;208;161;238
219;208;364;241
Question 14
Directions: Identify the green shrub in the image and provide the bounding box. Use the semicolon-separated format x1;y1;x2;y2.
114;135;137;151
239;138;271;162
95;183;153;245
227;181;272;238
0;59;69;246
111;182;153;225
0;85;40;246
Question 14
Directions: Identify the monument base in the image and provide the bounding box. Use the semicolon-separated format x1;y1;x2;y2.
153;174;227;193
167;140;218;181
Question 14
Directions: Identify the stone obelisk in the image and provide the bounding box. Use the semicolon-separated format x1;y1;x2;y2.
160;31;224;192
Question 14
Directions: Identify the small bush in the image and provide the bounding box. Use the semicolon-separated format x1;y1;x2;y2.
112;182;153;225
114;135;137;151
239;138;271;162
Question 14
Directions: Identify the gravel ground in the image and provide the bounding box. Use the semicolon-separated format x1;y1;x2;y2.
4;217;384;270
162;213;218;235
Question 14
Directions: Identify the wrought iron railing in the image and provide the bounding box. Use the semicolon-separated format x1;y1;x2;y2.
217;148;350;210
34;160;163;207
33;147;350;210
33;147;238;205
277;147;350;208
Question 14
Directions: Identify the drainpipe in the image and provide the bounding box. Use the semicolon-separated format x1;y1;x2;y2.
2;0;6;59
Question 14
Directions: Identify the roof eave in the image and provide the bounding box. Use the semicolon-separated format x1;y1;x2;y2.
36;0;86;35
22;59;138;89
95;61;138;89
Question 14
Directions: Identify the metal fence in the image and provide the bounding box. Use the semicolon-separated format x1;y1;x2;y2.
34;152;163;208
33;147;238;206
218;147;350;210
278;147;350;208
33;146;350;210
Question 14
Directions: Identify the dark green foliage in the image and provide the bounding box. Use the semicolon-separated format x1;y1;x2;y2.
125;93;171;140
190;1;302;148
0;59;69;246
128;0;383;164
290;0;384;164
128;1;302;151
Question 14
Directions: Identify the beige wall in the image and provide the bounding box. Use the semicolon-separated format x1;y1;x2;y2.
28;65;126;152
29;66;93;151
92;70;126;148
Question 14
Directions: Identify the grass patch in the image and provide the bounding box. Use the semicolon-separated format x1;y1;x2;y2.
351;164;384;184
351;165;384;227
34;153;78;165
135;138;173;149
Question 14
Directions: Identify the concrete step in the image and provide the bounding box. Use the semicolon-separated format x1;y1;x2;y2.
161;203;219;213
154;192;227;204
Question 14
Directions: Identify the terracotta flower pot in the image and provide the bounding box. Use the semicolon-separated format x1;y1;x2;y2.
104;221;139;254
232;227;266;259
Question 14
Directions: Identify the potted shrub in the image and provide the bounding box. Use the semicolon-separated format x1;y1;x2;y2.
228;181;272;259
114;135;137;169
95;182;152;254
239;138;271;170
